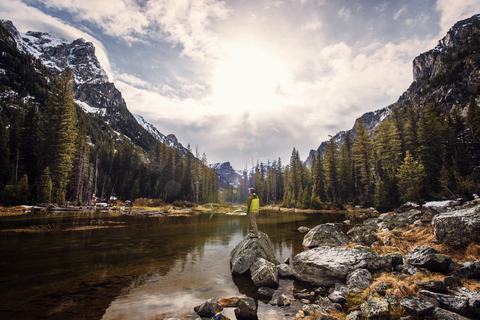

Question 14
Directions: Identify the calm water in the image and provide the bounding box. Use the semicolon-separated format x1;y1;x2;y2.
0;210;345;320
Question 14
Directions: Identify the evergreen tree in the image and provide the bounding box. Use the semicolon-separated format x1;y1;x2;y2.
43;68;77;204
352;118;374;206
324;137;339;204
20;105;42;186
0;114;9;187
37;167;52;203
311;149;326;202
397;151;426;204
338;132;355;203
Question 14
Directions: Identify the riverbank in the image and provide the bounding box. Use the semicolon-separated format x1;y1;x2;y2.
193;197;480;320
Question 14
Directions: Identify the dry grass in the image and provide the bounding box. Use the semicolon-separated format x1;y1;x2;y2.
371;224;480;263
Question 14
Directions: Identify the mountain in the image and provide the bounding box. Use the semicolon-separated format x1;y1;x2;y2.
1;20;189;155
209;162;241;187
306;13;480;167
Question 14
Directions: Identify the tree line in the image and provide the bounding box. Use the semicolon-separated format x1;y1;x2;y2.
243;100;480;212
0;68;219;206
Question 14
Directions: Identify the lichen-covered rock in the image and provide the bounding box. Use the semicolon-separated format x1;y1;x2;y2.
258;287;275;297
329;290;347;304
234;297;257;320
250;258;279;288
347;226;379;246
230;231;279;275
315;296;340;313
404;245;451;272
374;281;392;296
432;205;480;246
360;297;390;319
385;252;403;267
302;223;349;248
400;297;435;316
194;299;223;317
347;268;373;290
293;246;391;286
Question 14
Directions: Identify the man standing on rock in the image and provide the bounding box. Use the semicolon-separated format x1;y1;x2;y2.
246;187;260;238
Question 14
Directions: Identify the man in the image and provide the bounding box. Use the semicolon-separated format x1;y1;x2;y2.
246;187;260;238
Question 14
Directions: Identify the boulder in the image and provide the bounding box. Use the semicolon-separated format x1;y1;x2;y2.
315;296;340;313
234;297;257;320
218;297;240;307
194;299;223;317
360;297;390;319
298;226;311;233
302;223;349;248
451;260;480;279
347;268;373;290
250;258;279;288
404;245;451;272
258;287;275;298
400;297;435;316
385;252;403;268
230;231;279;275
420;290;470;316
346;310;362;320
347;226;379;246
394;263;423;275
293;246;391;286
444;276;462;288
377;210;423;230
431;307;471;320
277;263;294;278
329;290;347;304
432;205;480;246
417;280;448;293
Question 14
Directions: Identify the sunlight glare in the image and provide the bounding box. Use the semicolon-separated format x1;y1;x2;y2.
211;44;290;114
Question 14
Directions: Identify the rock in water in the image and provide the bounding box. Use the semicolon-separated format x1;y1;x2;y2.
230;231;279;275
194;299;223;317
293;246;391;286
302;223;349;248
250;258;279;288
234;297;257;320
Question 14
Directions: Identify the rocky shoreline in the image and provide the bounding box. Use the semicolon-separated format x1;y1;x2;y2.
191;198;480;320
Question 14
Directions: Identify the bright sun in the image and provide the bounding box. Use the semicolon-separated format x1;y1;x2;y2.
210;44;290;114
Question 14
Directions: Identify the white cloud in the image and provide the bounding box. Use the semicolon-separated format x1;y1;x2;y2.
338;6;351;20
393;5;408;20
436;0;480;34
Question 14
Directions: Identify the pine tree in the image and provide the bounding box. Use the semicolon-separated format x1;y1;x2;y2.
43;68;77;204
20;105;42;186
324;137;339;204
397;151;426;204
37;167;52;203
311;149;326;202
352;118;374;206
0;114;9;187
338;132;355;203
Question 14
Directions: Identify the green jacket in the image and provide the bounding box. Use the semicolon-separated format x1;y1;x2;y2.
246;193;260;213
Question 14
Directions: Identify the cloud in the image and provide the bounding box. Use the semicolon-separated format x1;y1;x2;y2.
338;6;351;20
37;0;231;62
436;0;480;34
394;5;408;20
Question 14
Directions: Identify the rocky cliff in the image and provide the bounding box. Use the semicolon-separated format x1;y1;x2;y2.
306;13;480;167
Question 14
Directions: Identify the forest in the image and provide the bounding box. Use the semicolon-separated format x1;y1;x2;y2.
0;68;219;206
232;100;480;212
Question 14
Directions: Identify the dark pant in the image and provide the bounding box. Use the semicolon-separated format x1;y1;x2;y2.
249;211;259;237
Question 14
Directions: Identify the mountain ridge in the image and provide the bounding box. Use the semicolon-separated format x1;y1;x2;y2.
305;13;480;168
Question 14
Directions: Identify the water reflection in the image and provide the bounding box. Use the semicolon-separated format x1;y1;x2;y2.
0;210;345;319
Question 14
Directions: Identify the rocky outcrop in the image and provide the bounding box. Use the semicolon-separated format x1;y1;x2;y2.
360;297;390;319
292;246;391;286
302;223;349;248
404;245;452;273
230;231;279;275
432;205;480;246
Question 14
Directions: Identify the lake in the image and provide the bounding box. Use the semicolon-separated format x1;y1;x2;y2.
0;209;345;319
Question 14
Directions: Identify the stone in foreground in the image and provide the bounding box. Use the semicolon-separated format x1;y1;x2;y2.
404;245;451;272
194;299;223;317
360;297;390;319
250;258;279;288
234;297;257;320
400;297;435;316
302;223;349;248
293;246;391;286
230;231;279;275
432;205;480;246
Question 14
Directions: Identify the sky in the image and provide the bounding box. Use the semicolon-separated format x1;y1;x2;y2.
2;0;480;170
